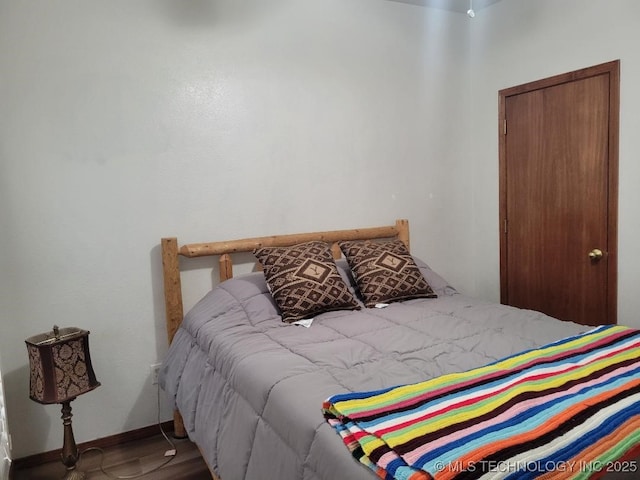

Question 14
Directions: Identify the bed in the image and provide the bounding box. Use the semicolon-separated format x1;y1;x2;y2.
159;219;640;480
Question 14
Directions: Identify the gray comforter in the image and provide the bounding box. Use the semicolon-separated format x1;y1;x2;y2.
160;260;590;480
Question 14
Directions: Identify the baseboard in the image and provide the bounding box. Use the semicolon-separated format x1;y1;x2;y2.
11;421;174;471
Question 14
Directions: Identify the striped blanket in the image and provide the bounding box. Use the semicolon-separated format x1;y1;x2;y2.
322;325;640;480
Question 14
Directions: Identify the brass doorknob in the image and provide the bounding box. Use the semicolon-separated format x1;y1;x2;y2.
588;248;603;260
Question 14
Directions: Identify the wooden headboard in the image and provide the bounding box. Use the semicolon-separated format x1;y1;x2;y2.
161;218;409;346
160;219;410;438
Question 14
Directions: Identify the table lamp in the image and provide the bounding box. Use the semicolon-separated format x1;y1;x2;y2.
26;326;100;480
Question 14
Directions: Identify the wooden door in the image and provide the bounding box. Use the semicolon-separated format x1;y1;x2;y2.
499;61;619;326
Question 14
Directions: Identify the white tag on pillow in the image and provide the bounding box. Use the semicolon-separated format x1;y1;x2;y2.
374;303;390;309
293;318;314;328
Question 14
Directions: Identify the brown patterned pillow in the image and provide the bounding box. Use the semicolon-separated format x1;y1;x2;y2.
253;241;360;323
338;239;437;307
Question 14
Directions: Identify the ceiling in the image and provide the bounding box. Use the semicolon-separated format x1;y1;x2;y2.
387;0;502;14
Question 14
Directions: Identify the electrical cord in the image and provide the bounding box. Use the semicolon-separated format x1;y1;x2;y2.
79;380;177;479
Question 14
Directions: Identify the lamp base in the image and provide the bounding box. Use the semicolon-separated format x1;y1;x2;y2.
62;469;86;480
60;401;86;480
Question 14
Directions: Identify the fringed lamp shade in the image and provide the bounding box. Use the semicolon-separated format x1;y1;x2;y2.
26;327;100;404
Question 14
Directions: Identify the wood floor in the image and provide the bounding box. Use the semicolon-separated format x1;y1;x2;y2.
11;433;211;480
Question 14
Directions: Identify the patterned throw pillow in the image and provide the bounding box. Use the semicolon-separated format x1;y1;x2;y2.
338;239;437;308
253;241;360;323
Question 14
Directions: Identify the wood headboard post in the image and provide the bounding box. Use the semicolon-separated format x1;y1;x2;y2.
161;237;188;438
330;243;342;259
161;238;185;344
219;253;233;282
396;218;410;251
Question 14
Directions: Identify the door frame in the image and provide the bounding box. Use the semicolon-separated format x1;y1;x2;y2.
498;60;620;323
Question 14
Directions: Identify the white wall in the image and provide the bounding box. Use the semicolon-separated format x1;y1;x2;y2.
468;0;640;329
0;0;470;458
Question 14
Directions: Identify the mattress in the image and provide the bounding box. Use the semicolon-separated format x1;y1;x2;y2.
159;259;592;480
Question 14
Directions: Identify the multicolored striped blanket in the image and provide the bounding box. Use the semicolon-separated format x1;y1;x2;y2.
323;325;640;480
